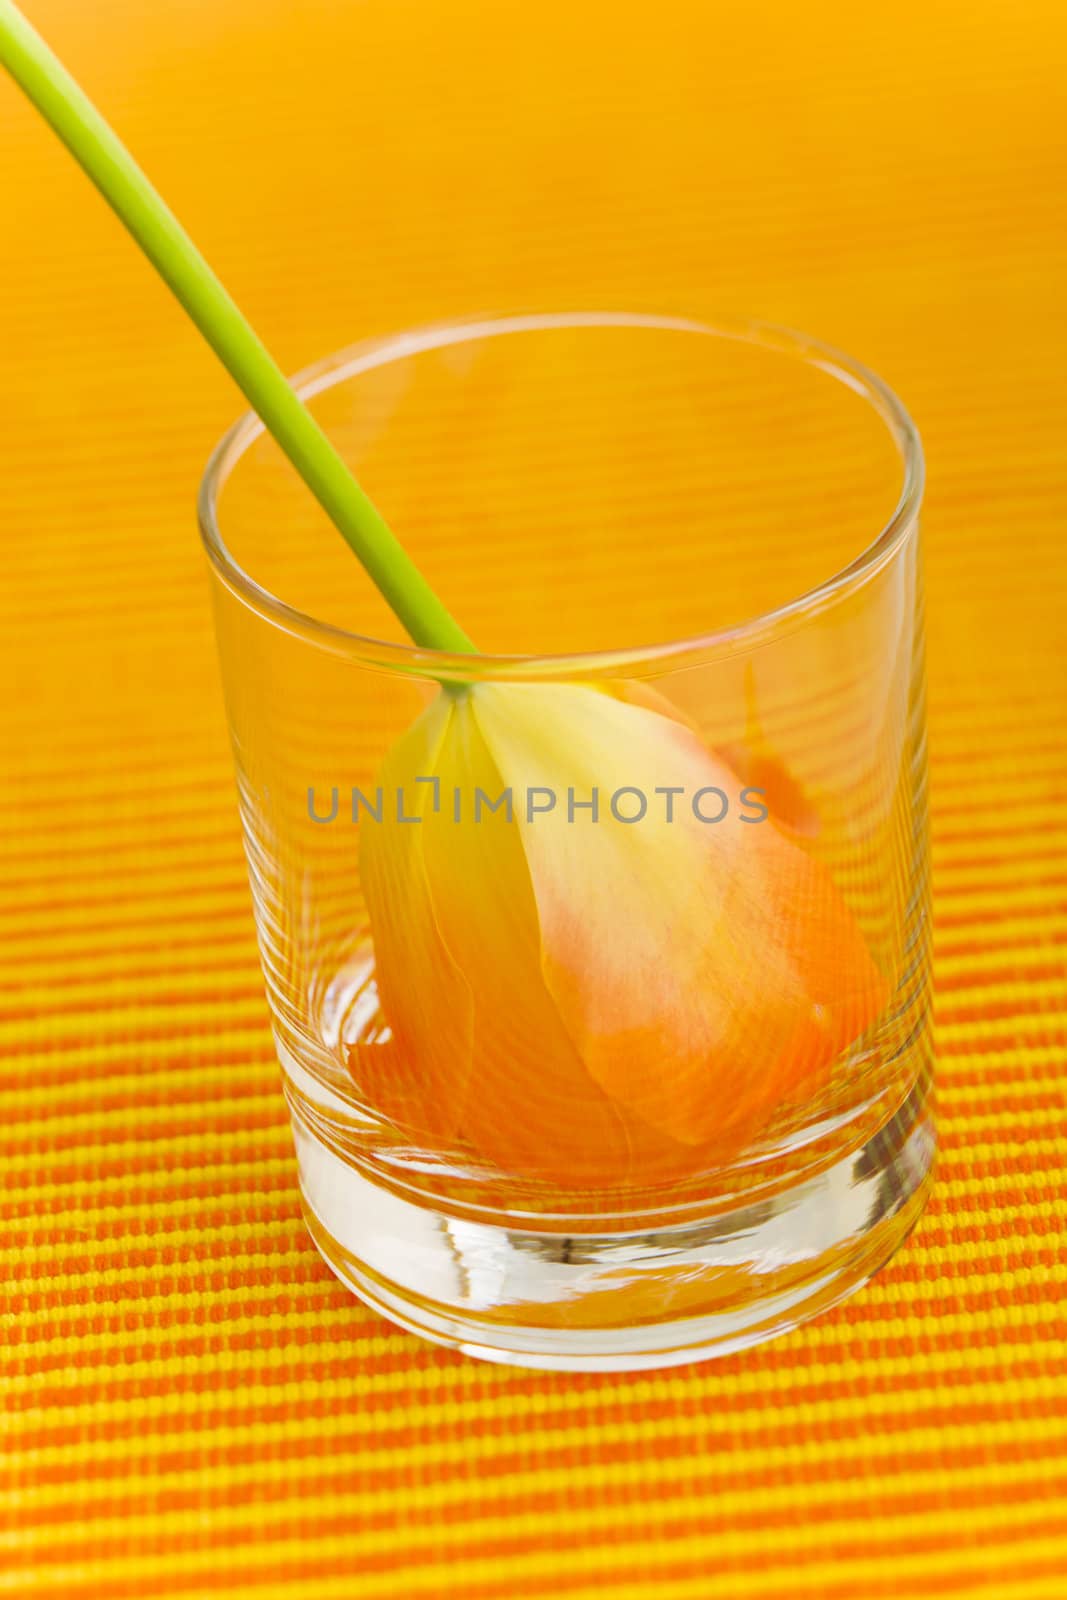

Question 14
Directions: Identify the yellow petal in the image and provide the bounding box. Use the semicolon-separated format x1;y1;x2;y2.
417;694;646;1186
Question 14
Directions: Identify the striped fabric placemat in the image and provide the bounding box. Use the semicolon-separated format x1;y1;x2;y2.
2;2;1065;1594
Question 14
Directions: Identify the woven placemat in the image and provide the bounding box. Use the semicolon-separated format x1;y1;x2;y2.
2;2;1065;1594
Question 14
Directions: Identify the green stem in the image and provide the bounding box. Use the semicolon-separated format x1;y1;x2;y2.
0;0;475;655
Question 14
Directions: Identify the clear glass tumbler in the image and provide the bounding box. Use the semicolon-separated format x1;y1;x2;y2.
199;313;933;1370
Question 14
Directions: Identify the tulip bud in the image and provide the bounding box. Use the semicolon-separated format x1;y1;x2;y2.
351;681;886;1190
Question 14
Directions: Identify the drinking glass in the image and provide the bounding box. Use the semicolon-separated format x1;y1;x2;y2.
199;312;933;1370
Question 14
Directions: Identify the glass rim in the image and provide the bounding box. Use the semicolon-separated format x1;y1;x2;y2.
197;310;925;681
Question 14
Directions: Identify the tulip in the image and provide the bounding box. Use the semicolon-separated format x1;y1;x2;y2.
351;681;886;1190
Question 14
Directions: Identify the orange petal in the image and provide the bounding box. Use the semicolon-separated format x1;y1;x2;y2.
718;663;821;837
474;683;885;1152
351;693;474;1144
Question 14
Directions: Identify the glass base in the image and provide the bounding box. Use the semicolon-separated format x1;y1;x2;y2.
289;1072;935;1372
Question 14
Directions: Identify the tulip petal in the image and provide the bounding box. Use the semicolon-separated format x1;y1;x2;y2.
416;695;649;1187
611;674;821;837
716;664;822;837
473;683;885;1151
352;694;475;1143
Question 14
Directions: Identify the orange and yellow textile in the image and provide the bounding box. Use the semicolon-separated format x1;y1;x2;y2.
2;1;1066;1595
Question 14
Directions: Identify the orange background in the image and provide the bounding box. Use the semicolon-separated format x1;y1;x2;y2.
2;1;1066;1595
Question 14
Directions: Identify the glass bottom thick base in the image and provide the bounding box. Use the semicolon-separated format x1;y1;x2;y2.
291;1079;935;1372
